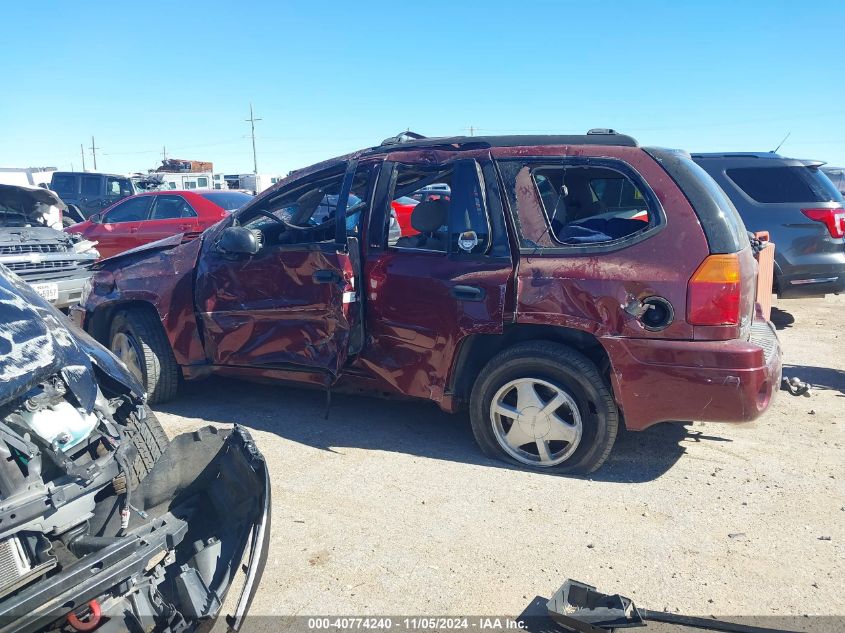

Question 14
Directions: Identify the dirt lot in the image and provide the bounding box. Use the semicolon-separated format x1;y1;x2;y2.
154;295;844;622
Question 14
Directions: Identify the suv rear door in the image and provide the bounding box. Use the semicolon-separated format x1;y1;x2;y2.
193;160;372;378
136;194;201;243
358;151;514;402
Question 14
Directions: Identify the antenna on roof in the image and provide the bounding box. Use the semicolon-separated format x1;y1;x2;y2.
772;131;791;154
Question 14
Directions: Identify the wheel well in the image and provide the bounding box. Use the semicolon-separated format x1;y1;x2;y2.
448;325;612;405
88;300;160;345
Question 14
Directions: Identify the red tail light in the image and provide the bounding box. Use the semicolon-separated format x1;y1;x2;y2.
801;208;845;239
687;254;741;326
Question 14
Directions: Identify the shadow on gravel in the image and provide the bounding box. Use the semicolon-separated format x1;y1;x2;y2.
770;307;795;330
784;364;845;395
156;377;730;482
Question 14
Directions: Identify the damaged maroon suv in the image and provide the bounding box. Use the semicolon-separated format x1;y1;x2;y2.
72;130;782;474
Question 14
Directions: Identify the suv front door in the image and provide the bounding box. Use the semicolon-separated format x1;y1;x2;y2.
193;160;375;378
86;195;154;257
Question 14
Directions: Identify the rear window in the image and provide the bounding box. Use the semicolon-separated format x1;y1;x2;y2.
726;166;843;203
199;191;253;211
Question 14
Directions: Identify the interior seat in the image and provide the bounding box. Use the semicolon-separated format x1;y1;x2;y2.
395;200;449;251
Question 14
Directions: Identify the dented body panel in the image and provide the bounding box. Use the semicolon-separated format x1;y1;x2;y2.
75;136;782;432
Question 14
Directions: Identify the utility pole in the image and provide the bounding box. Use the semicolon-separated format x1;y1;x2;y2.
80;144;86;171
161;146;167;162
246;103;262;174
89;136;99;170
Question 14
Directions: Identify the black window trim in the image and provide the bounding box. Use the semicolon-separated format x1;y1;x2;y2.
496;156;667;256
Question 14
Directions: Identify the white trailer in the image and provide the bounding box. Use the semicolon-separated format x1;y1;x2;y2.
0;167;57;188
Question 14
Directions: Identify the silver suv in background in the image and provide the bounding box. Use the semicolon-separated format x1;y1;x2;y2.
0;184;99;309
693;153;845;298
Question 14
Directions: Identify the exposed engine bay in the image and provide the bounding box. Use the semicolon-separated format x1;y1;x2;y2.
0;266;269;632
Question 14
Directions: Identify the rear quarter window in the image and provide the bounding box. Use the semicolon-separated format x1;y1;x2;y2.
726;166;843;203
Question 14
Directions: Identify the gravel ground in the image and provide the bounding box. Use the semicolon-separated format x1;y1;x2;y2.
154;295;844;624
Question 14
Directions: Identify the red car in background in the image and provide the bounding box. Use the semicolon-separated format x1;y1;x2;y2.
391;196;419;236
65;190;253;259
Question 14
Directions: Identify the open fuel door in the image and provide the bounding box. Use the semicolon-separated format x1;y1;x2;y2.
193;160;373;379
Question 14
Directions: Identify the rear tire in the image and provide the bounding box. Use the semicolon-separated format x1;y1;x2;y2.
109;308;180;404
469;341;618;474
122;407;169;487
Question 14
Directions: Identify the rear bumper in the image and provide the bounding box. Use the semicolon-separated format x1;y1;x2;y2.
777;269;845;298
602;320;782;431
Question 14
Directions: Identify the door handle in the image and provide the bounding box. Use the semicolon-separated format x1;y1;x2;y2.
129;227;139;233
451;285;485;301
313;269;341;284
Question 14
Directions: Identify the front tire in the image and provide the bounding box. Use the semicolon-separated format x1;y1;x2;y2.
109;309;180;404
469;341;618;474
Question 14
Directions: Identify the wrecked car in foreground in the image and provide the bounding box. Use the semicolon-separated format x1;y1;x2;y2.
0;265;269;632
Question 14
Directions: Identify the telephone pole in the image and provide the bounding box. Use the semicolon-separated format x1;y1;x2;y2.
89;136;99;170
80;144;86;171
246;103;262;174
161;146;167;162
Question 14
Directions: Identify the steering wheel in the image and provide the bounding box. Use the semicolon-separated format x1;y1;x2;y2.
253;209;286;226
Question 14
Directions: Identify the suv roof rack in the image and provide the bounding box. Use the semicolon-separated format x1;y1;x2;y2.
373;129;637;152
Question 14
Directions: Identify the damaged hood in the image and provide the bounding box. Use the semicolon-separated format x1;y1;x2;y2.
0;264;144;408
0;183;65;230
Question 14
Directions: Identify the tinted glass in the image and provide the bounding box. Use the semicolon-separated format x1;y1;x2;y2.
105;196;152;223
199;191;253;211
150;195;195;220
51;174;75;195
81;176;100;195
727;166;844;203
448;161;489;254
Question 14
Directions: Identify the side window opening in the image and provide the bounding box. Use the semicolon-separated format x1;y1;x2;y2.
387;161;489;254
241;166;347;246
529;165;653;245
150;195;195;220
104;196;152;223
81;176;100;196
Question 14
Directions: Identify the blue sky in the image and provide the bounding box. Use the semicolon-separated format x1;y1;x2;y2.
2;0;844;176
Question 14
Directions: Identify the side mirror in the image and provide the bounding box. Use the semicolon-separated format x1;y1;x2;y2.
218;226;260;255
89;213;102;224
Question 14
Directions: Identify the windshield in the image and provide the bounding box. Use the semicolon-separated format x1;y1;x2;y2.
200;191;254;211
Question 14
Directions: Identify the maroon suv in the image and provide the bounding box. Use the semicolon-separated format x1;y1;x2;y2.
73;131;782;474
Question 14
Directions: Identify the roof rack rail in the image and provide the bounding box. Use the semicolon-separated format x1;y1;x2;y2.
380;131;427;146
